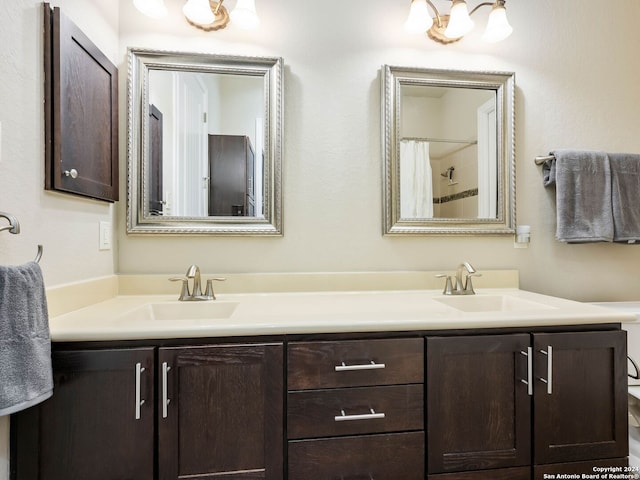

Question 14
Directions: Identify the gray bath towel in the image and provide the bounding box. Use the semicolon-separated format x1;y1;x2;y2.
546;150;614;243
0;261;53;416
609;153;640;243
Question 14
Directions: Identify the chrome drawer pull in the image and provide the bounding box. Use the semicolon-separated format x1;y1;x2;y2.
162;362;171;418
334;408;386;422
134;362;146;420
519;347;533;396
538;346;553;394
335;361;386;372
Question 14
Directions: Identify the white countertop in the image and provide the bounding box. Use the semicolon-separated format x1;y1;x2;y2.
49;288;636;342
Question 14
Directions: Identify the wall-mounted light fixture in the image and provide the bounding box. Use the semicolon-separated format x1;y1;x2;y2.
133;0;259;31
404;0;512;44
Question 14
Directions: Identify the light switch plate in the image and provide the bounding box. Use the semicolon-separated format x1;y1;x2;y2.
99;221;112;250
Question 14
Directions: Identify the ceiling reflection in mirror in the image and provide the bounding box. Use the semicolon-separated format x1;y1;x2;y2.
382;66;515;235
127;49;283;235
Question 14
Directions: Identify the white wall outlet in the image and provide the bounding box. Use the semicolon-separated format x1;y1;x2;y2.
99;221;112;251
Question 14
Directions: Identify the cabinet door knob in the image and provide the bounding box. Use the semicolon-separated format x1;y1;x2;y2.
63;168;78;179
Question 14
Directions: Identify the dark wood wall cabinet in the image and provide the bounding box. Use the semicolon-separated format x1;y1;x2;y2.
43;4;119;202
10;324;628;480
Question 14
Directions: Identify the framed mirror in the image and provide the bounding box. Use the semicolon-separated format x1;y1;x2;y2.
382;66;515;235
127;48;283;235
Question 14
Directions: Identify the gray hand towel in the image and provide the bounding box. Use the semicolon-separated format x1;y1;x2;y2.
547;150;614;243
0;261;53;416
609;153;640;243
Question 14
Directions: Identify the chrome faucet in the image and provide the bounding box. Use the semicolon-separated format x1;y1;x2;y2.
170;265;226;301
436;262;481;295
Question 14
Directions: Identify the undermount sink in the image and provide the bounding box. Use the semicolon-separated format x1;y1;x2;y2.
434;295;556;313
116;301;239;322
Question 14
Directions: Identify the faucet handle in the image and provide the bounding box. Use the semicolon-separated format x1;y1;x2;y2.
435;274;454;295
464;273;482;294
169;277;190;300
204;277;226;300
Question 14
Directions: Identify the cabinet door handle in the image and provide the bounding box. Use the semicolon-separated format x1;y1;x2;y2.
135;362;146;420
335;361;386;372
334;408;385;422
162;362;171;418
538;346;553;394
63;168;78;179
519;347;533;396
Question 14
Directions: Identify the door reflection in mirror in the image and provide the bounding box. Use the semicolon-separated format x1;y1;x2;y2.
148;70;264;218
400;85;496;220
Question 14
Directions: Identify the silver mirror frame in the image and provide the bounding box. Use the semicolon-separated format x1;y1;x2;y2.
382;65;515;235
127;48;283;235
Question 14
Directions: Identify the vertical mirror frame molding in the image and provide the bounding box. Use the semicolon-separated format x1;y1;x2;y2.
127;48;283;235
382;66;516;235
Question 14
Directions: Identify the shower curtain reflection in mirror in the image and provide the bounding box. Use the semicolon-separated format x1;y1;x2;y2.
400;140;433;218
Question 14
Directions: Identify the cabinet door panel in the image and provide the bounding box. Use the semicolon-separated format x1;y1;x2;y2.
44;4;119;202
427;334;531;474
158;343;283;480
533;330;627;464
13;348;155;480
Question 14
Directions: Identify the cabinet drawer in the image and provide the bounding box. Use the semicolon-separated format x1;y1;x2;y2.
288;384;423;439
288;432;424;480
428;467;530;480
288;338;423;390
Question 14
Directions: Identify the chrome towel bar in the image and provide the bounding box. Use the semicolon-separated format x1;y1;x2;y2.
0;211;20;234
0;211;44;263
534;155;555;166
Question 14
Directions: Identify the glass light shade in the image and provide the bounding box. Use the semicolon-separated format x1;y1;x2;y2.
404;0;433;34
183;0;215;25
133;0;168;18
230;0;260;29
444;0;474;38
482;5;513;42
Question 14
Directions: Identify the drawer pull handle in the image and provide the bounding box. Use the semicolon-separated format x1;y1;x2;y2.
538;346;553;394
334;408;385;422
134;362;146;420
162;362;171;419
335;361;386;372
519;347;533;396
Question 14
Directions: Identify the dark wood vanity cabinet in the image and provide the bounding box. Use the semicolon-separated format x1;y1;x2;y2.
426;330;628;480
10;326;628;480
287;338;425;480
11;342;283;480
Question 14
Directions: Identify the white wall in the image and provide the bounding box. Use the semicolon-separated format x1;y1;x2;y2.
118;0;640;302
